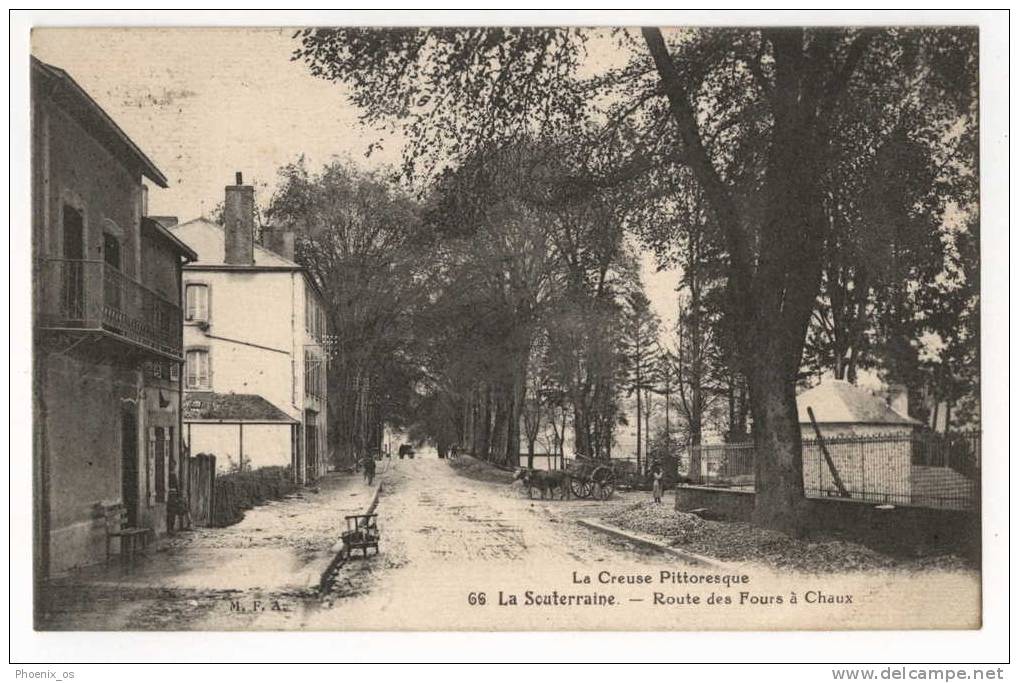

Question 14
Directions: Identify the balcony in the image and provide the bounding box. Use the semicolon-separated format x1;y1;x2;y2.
37;259;183;360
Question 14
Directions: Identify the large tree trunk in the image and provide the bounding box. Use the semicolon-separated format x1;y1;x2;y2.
749;363;809;533
572;406;590;457
478;385;492;460
642;27;852;533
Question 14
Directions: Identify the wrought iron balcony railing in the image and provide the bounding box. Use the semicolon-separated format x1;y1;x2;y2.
37;258;183;360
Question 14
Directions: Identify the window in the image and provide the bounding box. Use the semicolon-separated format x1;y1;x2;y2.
103;232;123;311
185;349;210;390
304;349;323;399
103;232;121;270
305;285;326;340
169;363;180;382
185;283;209;322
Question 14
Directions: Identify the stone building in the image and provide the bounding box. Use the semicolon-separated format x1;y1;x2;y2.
170;176;329;483
32;57;197;577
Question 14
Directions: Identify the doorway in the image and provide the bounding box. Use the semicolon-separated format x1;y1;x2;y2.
121;408;139;526
305;410;318;482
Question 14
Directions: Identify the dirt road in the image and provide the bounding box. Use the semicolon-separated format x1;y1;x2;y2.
308;455;695;630
308;456;980;631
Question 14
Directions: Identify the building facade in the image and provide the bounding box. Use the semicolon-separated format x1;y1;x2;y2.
32;57;197;578
170;177;328;483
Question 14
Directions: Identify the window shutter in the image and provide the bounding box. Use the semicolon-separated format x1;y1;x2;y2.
199;351;209;388
186;351;197;388
164;430;172;498
147;428;156;506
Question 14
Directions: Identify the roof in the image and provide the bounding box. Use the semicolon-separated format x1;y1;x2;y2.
797;380;920;426
142;217;198;261
182;392;297;423
169;218;301;269
169;217;326;301
31;56;168;188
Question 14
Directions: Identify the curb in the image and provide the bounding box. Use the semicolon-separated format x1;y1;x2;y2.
577;518;735;570
316;480;384;592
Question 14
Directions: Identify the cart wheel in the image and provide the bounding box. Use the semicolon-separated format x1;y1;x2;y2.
599;482;615;500
571;479;593;499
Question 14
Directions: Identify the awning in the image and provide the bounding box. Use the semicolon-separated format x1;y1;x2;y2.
183;392;298;424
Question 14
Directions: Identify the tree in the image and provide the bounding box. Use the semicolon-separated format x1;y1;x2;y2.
265;158;427;466
620;289;661;471
295;26;977;532
804;127;953;387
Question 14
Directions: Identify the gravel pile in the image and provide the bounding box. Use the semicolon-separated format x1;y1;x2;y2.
607;502;709;543
606;502;973;573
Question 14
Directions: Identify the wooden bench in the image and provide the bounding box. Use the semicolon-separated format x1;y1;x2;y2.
98;503;152;567
341;513;379;558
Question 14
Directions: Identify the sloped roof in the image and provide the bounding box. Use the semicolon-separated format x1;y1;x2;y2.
142;217;198;261
31;57;168;188
182;392;297;423
169;218;300;268
797;380;920;426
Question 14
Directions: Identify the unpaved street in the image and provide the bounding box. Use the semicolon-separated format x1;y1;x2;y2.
309;455;696;629
37;472;377;630
37;456;981;631
309;456;980;631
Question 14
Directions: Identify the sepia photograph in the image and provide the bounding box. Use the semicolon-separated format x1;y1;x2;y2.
15;11;1005;652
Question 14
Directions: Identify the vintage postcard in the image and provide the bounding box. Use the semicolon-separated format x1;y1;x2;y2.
27;20;987;635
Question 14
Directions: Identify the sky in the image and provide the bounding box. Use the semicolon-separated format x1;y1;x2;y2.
32;27;681;330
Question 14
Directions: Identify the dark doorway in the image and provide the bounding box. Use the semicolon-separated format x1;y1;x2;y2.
102;232;123;312
61;205;85;319
305;410;318;481
121;408;139;526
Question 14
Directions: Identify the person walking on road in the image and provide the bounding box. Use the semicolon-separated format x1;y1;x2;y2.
363;454;376;486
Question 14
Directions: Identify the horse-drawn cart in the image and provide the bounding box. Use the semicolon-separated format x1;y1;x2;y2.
565;454;617;500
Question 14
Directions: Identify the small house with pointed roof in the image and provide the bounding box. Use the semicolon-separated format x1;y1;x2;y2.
797;379;920;438
797;379;920;505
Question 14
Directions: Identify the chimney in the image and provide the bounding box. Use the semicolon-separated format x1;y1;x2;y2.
260;224;296;261
224;172;254;265
276;230;295;261
886;383;909;418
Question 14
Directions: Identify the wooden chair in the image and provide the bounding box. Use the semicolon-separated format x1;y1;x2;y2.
99;503;152;568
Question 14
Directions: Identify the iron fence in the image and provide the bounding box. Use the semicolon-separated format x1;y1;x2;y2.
682;431;980;511
688;442;756;489
803;431;980;510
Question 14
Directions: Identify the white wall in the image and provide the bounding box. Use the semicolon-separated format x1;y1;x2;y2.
187;423;292;473
183;269;299;419
801;423;913;504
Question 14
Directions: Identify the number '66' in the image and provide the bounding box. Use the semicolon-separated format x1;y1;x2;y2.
468;592;486;606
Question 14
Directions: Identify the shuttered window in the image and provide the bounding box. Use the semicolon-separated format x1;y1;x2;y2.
185;349;210;390
185;283;209;322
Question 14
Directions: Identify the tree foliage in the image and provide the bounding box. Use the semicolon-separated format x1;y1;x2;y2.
294;26;977;531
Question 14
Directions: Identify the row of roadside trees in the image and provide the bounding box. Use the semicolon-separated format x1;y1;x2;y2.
276;26;978;534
